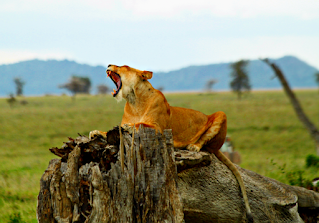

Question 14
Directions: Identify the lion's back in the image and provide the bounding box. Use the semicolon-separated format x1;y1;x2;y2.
169;106;208;147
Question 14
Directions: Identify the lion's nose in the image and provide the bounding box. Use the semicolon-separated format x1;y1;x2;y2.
108;64;113;67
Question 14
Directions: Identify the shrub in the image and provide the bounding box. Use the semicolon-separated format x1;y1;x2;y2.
305;154;319;168
8;212;25;223
286;170;312;188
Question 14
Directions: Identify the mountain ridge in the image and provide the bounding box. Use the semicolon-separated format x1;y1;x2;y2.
0;56;318;96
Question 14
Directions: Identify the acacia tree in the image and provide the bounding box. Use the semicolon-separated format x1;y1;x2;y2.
262;58;319;156
97;84;109;95
14;77;25;96
229;60;251;100
205;79;218;93
59;76;91;100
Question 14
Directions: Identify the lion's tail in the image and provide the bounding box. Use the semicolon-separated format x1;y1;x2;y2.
215;150;253;222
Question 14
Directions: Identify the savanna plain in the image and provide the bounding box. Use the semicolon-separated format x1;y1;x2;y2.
0;90;318;222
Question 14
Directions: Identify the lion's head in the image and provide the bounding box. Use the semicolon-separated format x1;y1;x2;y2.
106;65;153;102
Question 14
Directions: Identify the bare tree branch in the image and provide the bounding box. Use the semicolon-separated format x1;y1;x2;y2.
261;58;319;155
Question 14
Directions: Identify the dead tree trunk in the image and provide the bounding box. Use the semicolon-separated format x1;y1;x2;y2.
262;58;319;155
37;126;319;223
37;126;184;223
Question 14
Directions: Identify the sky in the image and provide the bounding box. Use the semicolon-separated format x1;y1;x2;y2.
1;0;319;72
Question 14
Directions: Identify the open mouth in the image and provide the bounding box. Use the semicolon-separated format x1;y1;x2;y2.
107;70;122;97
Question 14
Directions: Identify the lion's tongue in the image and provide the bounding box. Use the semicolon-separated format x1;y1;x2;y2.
108;71;121;96
112;74;121;89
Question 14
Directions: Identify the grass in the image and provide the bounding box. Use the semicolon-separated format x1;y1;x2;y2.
0;90;318;222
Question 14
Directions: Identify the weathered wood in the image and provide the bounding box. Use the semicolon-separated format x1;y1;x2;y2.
38;127;319;223
261;58;319;155
176;151;319;223
38;126;184;223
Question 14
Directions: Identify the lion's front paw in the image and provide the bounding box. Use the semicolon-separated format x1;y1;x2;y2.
121;124;135;134
89;130;107;139
186;144;201;152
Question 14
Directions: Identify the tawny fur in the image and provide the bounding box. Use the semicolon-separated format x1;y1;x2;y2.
89;64;252;220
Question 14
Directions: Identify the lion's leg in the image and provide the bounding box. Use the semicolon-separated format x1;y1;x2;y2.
187;111;227;152
121;122;162;134
89;130;107;139
186;112;253;221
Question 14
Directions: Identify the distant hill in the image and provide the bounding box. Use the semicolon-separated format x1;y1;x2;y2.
0;59;107;96
0;56;318;96
150;56;319;92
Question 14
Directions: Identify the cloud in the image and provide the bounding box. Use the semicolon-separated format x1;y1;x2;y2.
1;0;319;20
191;36;319;69
2;36;319;71
118;0;319;19
0;49;74;65
1;0;318;70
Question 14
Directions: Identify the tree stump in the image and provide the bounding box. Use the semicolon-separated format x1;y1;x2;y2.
37;127;319;223
38;126;183;223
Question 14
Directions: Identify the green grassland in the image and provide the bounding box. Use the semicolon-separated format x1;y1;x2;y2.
0;90;318;222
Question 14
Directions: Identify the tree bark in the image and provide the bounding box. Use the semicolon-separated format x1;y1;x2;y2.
38;127;319;223
261;59;319;155
38;126;183;223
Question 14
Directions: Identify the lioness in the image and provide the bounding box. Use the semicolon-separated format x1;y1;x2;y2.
90;64;253;221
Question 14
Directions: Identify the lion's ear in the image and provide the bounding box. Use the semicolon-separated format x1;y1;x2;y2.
140;71;153;80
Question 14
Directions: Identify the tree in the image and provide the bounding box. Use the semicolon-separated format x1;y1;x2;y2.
205;79;218;93
78;76;91;94
229;60;251;100
13;77;25;96
315;72;319;88
157;86;165;92
59;76;91;99
262;58;319;156
6;94;16;108
97;84;109;95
